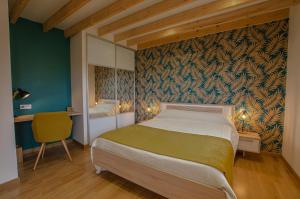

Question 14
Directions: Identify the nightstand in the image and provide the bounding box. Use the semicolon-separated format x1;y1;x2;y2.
238;131;261;157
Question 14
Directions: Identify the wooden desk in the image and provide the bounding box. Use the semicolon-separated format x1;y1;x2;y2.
14;111;83;164
14;112;82;123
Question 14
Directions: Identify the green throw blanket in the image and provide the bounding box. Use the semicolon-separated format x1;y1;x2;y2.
100;125;234;184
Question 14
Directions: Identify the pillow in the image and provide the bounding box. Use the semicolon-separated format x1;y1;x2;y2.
93;103;115;112
156;109;232;125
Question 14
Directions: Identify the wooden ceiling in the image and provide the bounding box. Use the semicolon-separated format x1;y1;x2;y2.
9;0;300;50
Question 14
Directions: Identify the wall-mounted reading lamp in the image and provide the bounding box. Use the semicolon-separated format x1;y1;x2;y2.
13;88;31;100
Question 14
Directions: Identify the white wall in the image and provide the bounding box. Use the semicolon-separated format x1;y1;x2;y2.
0;0;19;184
70;32;88;145
283;4;300;176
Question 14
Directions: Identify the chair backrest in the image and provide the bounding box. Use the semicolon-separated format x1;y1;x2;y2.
32;112;72;143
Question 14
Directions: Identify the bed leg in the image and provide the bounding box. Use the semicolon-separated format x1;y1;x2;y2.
95;165;104;174
96;168;102;174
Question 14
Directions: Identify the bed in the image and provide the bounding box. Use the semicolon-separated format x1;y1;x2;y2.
91;103;238;199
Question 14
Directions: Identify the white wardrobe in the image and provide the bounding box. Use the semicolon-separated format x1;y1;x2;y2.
70;33;135;146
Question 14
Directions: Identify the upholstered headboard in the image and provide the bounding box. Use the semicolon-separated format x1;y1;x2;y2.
160;103;235;122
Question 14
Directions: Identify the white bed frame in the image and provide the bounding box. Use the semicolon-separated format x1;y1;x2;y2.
92;103;235;199
160;103;235;122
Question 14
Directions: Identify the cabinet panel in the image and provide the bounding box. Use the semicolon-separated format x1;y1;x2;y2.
116;46;135;71
88;65;117;144
87;36;115;68
116;46;135;127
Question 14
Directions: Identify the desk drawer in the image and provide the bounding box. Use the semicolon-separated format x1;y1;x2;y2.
238;138;260;153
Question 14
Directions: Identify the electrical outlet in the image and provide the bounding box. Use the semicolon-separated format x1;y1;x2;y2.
20;104;32;110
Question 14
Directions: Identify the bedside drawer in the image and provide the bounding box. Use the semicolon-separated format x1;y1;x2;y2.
238;138;260;153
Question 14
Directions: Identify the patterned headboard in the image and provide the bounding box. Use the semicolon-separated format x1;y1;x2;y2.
160;103;235;122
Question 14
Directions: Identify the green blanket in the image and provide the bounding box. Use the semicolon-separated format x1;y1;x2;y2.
100;125;234;184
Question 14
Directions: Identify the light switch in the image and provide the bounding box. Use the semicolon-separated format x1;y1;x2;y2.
20;104;32;110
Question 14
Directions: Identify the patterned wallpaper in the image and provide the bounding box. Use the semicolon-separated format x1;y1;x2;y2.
95;66;135;113
95;66;115;101
135;20;288;152
117;69;135;113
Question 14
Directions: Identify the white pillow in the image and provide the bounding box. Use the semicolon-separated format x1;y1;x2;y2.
156;109;231;125
92;103;115;112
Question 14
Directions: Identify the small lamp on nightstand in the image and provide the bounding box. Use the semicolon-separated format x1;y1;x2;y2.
239;109;249;133
147;107;151;112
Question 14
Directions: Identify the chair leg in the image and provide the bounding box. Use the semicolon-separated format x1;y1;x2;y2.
42;144;46;159
33;143;45;171
61;140;72;161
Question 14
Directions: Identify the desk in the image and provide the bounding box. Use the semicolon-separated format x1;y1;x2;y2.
14;111;83;166
14;112;82;123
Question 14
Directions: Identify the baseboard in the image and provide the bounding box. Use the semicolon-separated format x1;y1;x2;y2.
22;139;73;158
281;156;300;185
72;139;89;151
0;177;20;192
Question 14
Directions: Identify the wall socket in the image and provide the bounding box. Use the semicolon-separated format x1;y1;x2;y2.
20;104;32;110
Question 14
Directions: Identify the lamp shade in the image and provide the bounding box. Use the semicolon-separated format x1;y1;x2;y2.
239;109;249;120
13;88;31;100
238;109;249;132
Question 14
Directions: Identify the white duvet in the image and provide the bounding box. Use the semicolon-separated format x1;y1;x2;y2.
92;110;239;199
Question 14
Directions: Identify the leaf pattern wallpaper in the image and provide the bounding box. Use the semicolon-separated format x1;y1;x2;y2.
95;66;135;113
95;66;115;101
135;19;288;152
117;69;135;113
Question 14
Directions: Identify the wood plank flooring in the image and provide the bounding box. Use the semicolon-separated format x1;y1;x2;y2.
0;142;299;199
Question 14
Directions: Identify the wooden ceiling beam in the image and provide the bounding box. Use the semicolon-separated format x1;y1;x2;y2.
43;0;91;32
97;0;194;36
64;0;144;38
10;0;30;24
137;9;289;50
127;0;296;46
114;0;260;42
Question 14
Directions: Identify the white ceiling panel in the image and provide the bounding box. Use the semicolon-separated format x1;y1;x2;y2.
8;0;271;50
85;0;161;30
9;0;69;24
96;0;216;35
58;0;120;29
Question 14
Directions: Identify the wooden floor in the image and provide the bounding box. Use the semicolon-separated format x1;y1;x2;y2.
0;143;299;199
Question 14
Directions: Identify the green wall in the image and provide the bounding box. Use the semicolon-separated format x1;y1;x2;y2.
10;18;71;149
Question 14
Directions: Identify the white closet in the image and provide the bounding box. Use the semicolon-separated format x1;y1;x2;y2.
70;33;135;146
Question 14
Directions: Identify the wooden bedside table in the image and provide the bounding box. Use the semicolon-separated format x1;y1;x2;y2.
238;131;261;157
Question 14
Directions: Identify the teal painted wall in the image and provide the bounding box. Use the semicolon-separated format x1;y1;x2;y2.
10;18;71;149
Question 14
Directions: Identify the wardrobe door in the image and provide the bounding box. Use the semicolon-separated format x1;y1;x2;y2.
116;46;135;128
87;36;116;144
87;36;115;67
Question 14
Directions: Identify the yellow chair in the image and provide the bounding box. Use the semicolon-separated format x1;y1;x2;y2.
32;111;73;170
